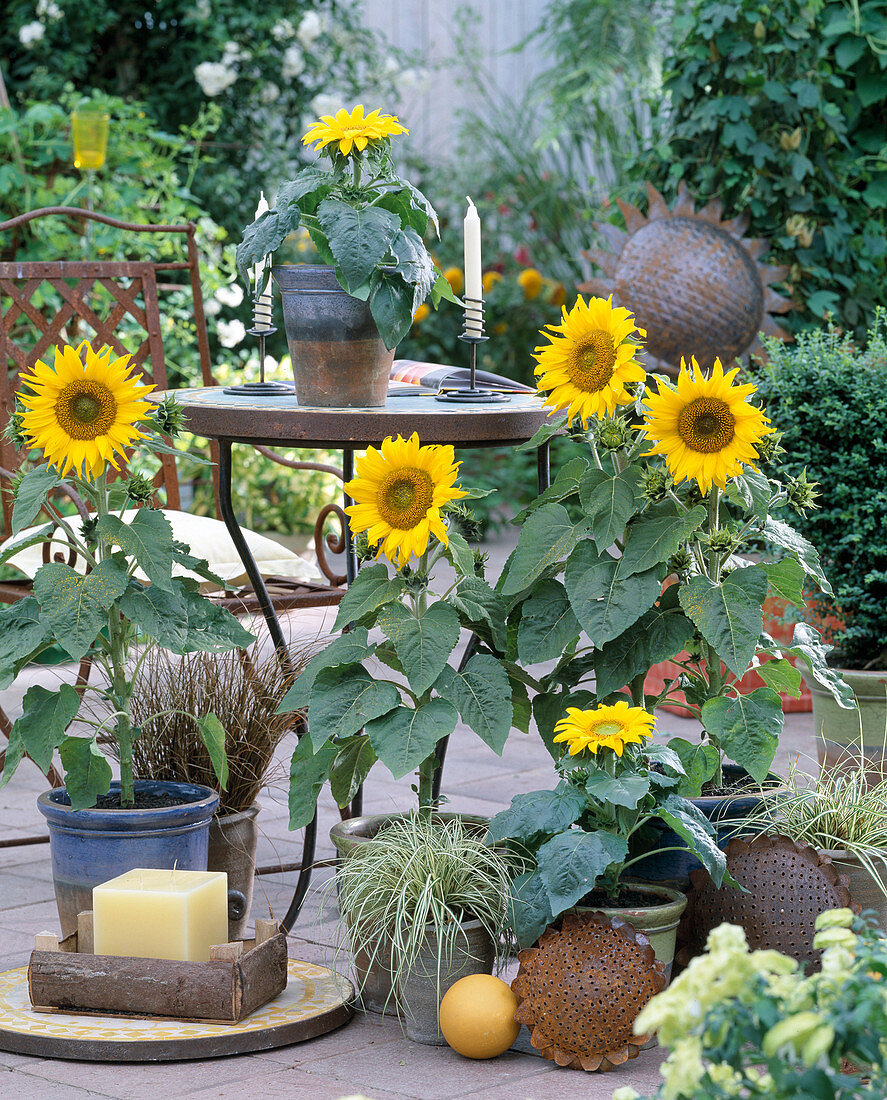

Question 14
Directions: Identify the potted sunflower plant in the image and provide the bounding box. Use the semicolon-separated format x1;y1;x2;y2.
236;104;458;408
281;431;520;1041
0;341;254;935
487;699;730;974
491;293;854;886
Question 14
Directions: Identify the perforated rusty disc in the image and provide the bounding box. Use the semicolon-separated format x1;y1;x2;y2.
511;911;666;1072
677;835;854;973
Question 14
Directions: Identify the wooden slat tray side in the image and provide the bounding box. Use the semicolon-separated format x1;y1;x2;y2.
28;926;287;1024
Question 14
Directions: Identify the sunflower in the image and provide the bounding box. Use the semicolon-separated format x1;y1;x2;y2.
552;702;655;758
301;104;408;157
16;341;154;479
641;356;773;495
533;295;646;427
344;433;467;568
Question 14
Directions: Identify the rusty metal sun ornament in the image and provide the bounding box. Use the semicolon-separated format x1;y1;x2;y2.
579;182;793;374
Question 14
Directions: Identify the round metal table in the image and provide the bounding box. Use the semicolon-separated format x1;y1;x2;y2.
162;387;552;930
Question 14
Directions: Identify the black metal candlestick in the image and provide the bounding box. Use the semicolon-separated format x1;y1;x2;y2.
435;296;509;404
223;288;293;397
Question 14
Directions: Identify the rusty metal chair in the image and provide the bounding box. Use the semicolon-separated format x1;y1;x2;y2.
0;206;347;797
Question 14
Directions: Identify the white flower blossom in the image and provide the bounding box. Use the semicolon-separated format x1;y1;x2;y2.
36;0;63;21
222;40;244;63
217;319;246;348
271;18;294;41
194;61;238;97
395;68;429;99
18;21;46;48
215;283;244;308
281;45;305;80
296;10;324;47
195;0;211;19
260;82;280;105
203;298;222;317
310;93;343;119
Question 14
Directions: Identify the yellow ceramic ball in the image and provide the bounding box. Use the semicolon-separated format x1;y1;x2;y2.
439;974;521;1059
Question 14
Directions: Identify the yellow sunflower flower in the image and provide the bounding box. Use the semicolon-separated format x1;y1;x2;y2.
552;701;655;757
301;104;408;157
641;356;774;495
344;432;467;568
16;341;154;479
533;295;646;427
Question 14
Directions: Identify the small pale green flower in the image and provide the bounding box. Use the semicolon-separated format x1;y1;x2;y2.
815;907;855;931
813;927;857;951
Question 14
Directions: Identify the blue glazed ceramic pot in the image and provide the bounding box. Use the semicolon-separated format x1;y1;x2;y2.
630;765;773;888
37;780;219;937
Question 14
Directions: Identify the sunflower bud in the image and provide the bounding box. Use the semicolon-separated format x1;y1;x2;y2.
667;546;693;577
755;430;785;466
702;525;738;555
351;530;375;565
152;395;187;438
4;411;28;448
643;466;674;504
595;415;633;452
786;468;820;514
81;515;99;544
124;473;156;505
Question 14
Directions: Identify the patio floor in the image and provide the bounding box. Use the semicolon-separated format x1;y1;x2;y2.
0;536;820;1099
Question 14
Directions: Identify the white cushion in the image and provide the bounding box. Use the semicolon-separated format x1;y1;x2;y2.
1;509;323;591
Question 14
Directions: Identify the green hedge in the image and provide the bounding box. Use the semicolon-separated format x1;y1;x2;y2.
751;312;887;669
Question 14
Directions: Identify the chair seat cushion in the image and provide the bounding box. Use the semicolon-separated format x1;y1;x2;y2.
1;509;323;591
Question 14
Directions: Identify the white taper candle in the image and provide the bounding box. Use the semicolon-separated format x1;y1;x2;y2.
463;196;483;336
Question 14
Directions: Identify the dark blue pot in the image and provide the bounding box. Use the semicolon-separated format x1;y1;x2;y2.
632;765;772;888
38;780;219;937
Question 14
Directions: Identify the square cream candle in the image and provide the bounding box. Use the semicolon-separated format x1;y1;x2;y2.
93;868;228;962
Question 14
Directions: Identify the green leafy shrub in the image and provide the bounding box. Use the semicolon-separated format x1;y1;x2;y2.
3;0;401;234
751;313;887;669
637;0;887;338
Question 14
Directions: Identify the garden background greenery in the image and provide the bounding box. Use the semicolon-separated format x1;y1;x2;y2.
2;0;886;538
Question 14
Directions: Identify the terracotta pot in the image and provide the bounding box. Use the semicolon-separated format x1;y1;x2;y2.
577;882;687;981
820;848;887;930
329;812;490;1018
272;264;395;408
207;804;259;941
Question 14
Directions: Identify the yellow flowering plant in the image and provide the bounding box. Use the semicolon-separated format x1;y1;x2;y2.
280;433;524;824
620;911;887;1099
236;104;458;348
487;702;731;947
0;342;254;809
495;295;854;794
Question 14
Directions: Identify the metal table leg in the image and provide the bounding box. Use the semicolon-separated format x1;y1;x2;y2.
216;439;317;933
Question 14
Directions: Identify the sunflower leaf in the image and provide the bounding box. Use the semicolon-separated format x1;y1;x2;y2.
499;503;592;596
564;543;660;647
378;600;460;696
0;683;81;786
486;785;586;844
678;565;769;678
517;579;581;663
368;270;414;349
617;505;707;577
436;654;513;753
59;736;113;811
701;687;783;781
96;510;176;592
118;577;255;655
277;628;373;713
452;575;508;652
763;556;807;607
306;666;401;749
0;522;55;567
763;518;832;595
509;871;554;949
12;467;60;535
34;558;129;661
581;468;644;548
593;606;696;697
288;735;337;829
317;198;400;295
536;830;629;914
0;596;52;690
332;564;404;631
329;735;376;806
366;698;457;780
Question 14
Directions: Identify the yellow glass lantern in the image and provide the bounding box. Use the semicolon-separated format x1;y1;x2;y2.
72;108;110;170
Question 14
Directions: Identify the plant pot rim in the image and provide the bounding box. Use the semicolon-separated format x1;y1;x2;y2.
38;780;219;832
577;881;686;916
819;846;887;862
213;803;260;825
330;811;489;844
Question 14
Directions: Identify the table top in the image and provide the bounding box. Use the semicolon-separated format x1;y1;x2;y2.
158;387;551;448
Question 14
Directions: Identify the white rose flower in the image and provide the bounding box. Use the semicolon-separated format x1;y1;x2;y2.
271;18;294;41
296;10;324;47
310;93;343;119
194;61;238;97
260;82;280;105
203;298;222;317
215;283;244;308
195;0;211;19
281;45;305;80
18;21;46;48
217;319;246;348
222;40;244;62
36;0;63;21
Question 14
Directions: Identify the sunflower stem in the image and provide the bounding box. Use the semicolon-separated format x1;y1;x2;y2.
417;750;437;821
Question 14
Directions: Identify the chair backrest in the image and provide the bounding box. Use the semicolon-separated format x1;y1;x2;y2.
0;207;216;535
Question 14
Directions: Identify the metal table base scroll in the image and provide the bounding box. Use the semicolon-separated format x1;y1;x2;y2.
0;961;353;1062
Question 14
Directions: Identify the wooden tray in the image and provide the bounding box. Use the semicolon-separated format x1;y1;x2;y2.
28;915;287;1023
